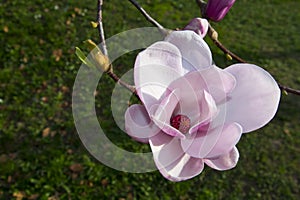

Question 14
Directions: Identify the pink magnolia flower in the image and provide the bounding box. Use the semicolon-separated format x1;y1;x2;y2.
125;30;280;182
205;0;236;22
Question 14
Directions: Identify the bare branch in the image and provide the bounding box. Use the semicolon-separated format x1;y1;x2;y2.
207;24;300;95
207;24;246;63
97;0;108;56
106;70;138;97
128;0;169;36
96;0;138;97
277;84;300;96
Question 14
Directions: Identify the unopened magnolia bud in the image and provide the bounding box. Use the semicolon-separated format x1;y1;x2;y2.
205;0;236;22
92;51;110;72
183;18;209;38
83;39;111;72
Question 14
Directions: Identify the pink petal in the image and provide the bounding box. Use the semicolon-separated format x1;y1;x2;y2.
225;64;281;133
165;31;212;74
168;67;236;105
165;73;204;126
134;41;184;108
189;90;218;134
125;104;161;143
150;89;185;138
199;65;236;103
161;68;233;132
183;18;209;38
181;123;242;158
149;133;204;182
151;89;180;125
204;147;239;170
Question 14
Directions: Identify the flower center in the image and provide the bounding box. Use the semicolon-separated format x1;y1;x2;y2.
170;114;191;134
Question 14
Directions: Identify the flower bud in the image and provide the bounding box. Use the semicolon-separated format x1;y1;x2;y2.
208;25;218;41
75;39;111;72
85;39;111;72
92;50;110;72
183;18;209;38
205;0;236;22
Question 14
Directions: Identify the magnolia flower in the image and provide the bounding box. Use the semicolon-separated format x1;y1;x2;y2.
205;0;236;22
125;30;280;181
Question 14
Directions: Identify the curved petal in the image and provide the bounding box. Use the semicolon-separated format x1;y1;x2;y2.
224;64;281;133
187;65;235;104
150;89;185;138
125;104;161;143
165;31;212;74
204;147;239;170
205;123;242;158
201;65;236;96
189;90;218;134
150;133;204;182
134;41;184;108
167;67;235;108
181;123;242;158
165;73;203;127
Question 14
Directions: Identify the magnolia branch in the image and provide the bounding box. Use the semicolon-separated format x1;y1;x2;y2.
196;0;300;96
207;22;300;96
208;25;246;63
97;0;108;56
97;0;300;96
106;70;138;97
128;0;168;36
96;0;137;95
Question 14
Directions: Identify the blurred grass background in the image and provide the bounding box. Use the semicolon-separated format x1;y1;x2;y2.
0;0;300;199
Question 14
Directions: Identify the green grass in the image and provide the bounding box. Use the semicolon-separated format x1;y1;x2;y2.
0;0;300;199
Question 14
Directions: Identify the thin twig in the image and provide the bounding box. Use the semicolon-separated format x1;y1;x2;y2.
106;70;138;98
277;84;300;95
128;0;169;36
97;0;108;56
96;0;138;96
208;24;246;63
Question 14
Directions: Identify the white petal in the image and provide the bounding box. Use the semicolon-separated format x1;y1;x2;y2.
225;64;281;133
165;31;212;74
134;41;183;108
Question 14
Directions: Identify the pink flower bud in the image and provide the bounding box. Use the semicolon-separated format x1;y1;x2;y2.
205;0;236;22
183;18;208;38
